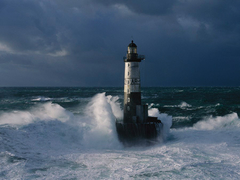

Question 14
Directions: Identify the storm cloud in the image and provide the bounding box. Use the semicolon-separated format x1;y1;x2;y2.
0;0;239;86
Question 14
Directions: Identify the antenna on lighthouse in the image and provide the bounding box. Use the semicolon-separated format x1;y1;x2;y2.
131;35;134;41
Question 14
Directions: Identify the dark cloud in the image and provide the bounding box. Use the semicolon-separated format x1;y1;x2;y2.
0;0;240;86
90;0;177;16
176;0;240;41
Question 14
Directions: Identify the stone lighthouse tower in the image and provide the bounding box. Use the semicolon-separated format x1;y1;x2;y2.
116;40;162;145
123;40;148;124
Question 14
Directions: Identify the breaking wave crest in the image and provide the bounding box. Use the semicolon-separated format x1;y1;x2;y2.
81;93;122;149
193;112;240;130
31;96;52;102
0;102;73;126
163;101;192;109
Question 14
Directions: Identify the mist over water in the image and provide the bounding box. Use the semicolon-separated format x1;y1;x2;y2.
1;87;240;179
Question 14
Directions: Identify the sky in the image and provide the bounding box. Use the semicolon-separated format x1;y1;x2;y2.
0;0;240;87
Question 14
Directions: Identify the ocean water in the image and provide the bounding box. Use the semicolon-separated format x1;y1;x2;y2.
1;87;240;179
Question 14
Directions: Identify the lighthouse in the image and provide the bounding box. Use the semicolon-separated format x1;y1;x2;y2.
123;40;147;124
116;40;163;145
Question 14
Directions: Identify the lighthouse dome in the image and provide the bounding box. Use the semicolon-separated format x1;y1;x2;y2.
128;40;137;47
128;40;137;54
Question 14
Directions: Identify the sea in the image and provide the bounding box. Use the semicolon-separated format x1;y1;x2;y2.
1;87;240;179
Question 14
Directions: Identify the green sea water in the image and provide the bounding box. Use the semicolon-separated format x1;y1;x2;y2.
1;87;240;128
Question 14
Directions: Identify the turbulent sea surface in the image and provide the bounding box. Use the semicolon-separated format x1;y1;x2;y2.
1;87;240;179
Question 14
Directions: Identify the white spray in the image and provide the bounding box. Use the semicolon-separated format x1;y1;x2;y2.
148;108;172;140
82;93;122;149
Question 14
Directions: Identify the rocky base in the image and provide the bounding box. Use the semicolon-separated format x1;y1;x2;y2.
115;121;163;146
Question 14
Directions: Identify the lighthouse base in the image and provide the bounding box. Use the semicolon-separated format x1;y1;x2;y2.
115;120;163;146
